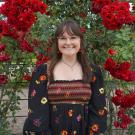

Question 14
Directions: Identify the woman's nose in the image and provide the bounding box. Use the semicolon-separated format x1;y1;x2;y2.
65;38;71;44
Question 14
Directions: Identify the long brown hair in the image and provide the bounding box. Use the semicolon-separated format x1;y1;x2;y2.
48;19;92;83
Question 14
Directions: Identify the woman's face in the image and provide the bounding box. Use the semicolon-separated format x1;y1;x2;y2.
57;31;81;57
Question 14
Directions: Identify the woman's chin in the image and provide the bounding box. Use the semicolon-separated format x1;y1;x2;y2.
62;52;76;57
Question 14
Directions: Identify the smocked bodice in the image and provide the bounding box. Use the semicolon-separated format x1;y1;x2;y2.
47;80;92;105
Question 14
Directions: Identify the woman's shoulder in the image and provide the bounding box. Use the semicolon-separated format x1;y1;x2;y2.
36;63;47;70
90;63;103;83
90;63;102;73
32;63;48;76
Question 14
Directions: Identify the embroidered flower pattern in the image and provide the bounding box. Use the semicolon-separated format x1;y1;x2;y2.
31;89;36;97
89;129;94;135
33;119;41;127
91;123;99;132
67;109;74;117
76;114;82;122
98;109;106;117
92;76;96;82
61;130;68;135
99;88;104;94
26;64;106;134
39;75;46;81
35;80;40;84
41;97;47;104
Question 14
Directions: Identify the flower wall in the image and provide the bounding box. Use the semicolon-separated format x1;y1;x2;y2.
0;0;135;134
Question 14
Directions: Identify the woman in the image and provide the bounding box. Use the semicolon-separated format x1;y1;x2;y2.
23;19;107;135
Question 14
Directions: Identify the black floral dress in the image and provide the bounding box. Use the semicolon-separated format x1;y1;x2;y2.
23;64;107;135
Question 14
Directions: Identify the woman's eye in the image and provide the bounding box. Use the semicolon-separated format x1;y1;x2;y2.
71;36;77;39
60;37;66;40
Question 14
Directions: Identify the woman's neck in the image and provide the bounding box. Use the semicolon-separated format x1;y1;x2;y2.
61;55;78;65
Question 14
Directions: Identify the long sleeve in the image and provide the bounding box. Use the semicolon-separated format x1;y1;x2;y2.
23;64;52;135
87;65;107;135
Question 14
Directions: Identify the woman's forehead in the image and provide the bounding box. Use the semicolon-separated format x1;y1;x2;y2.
59;26;76;36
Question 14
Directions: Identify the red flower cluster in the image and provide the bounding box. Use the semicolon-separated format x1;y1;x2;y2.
0;0;48;33
91;0;112;14
80;26;87;33
112;90;134;129
19;39;33;53
108;48;117;56
104;58;135;82
0;44;6;52
0;20;17;39
0;74;8;84
112;89;135;108
0;44;11;62
79;12;87;19
36;53;49;67
23;73;32;81
0;53;11;62
100;1;135;30
114;108;133;129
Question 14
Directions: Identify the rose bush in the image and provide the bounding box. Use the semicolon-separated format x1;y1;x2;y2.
0;0;135;134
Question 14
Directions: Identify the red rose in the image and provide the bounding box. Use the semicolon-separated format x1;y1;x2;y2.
0;44;6;52
0;53;11;62
19;39;33;52
80;26;87;33
23;73;32;81
115;89;124;96
114;121;120;128
119;62;131;71
112;96;122;106
0;0;48;33
0;74;8;84
36;53;49;67
100;1;133;30
91;0;112;14
104;58;116;71
128;71;135;81
120;122;127;129
108;48;117;55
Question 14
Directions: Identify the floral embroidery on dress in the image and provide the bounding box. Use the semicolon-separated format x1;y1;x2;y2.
99;88;104;94
28;108;32;115
61;130;68;135
41;97;47;104
89;129;94;135
67;109;74;117
55;116;60;124
92;76;96;82
91;123;99;132
35;80;40;84
98;108;106;117
33;119;41;127
73;130;77;135
76;114;82;122
31;89;36;97
23;64;107;135
52;105;57;112
39;75;46;81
